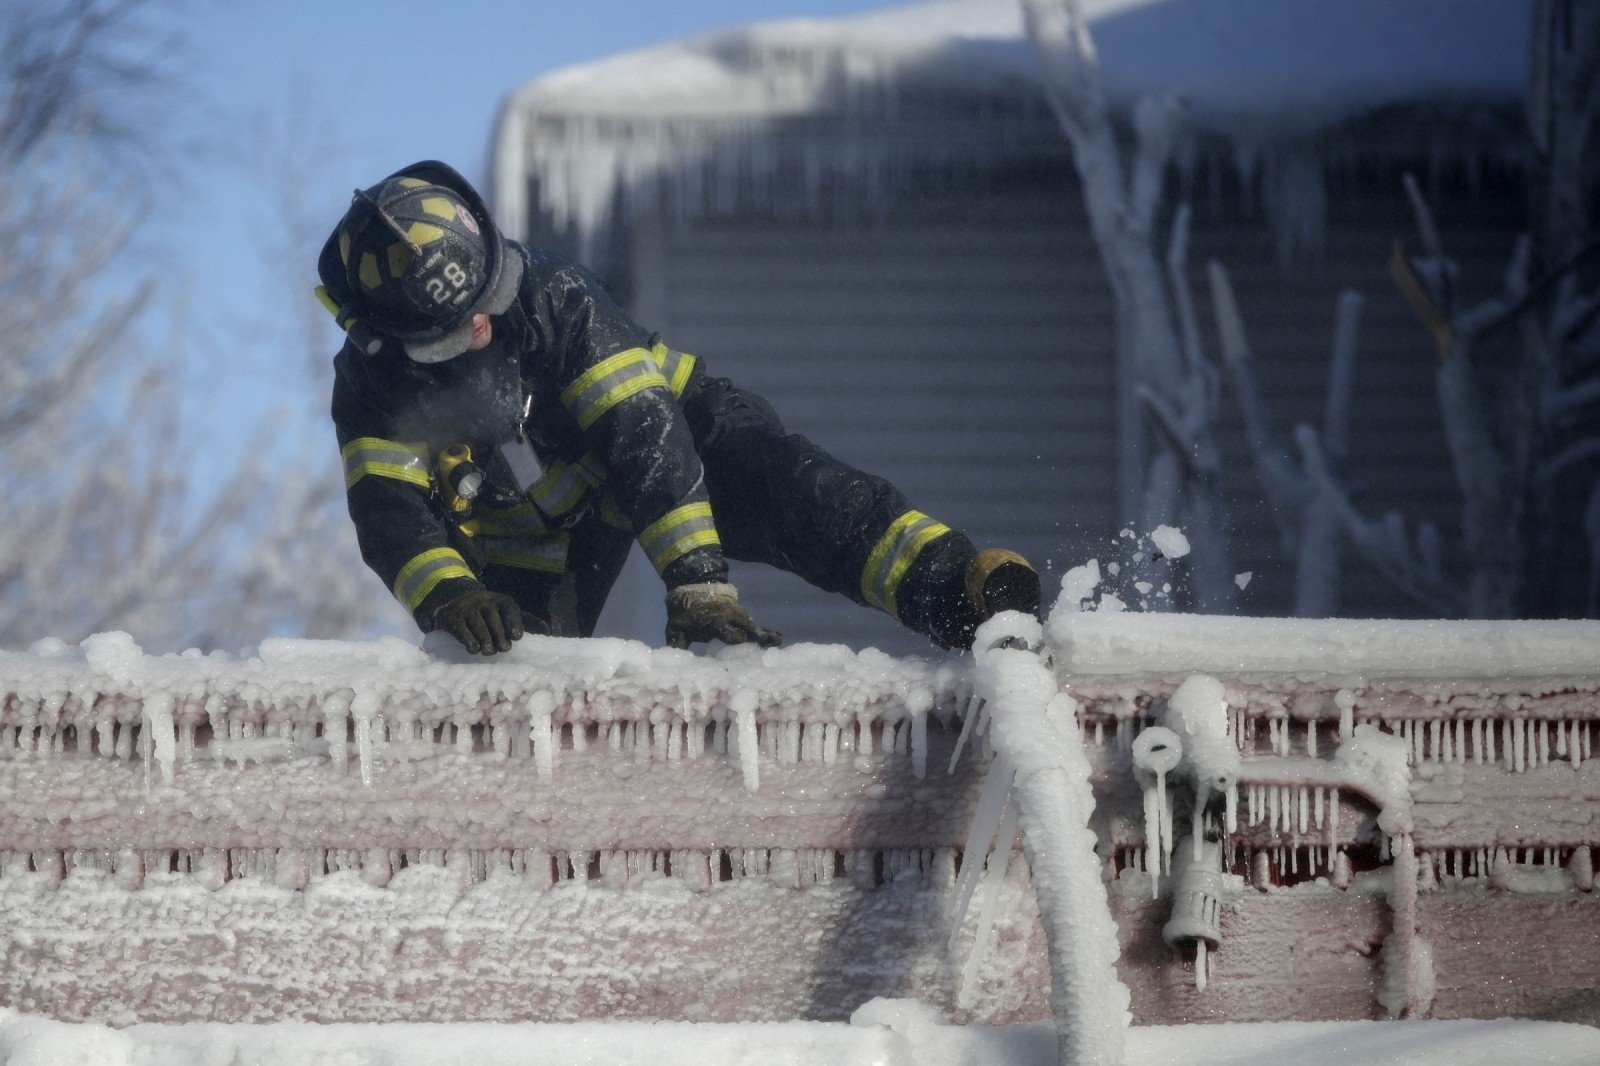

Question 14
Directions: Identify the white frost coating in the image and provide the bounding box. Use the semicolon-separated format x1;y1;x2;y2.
1150;525;1190;559
730;689;760;793
975;636;1130;1065
1163;675;1240;859
1056;560;1101;614
1378;932;1437;1020
1131;726;1182;898
1334;725;1414;836
1048;613;1600;679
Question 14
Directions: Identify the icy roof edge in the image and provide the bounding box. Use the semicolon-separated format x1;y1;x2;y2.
1049;614;1600;680
490;0;1530;242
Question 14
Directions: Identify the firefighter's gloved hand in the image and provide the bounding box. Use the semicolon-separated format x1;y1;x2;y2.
433;589;525;656
665;582;782;650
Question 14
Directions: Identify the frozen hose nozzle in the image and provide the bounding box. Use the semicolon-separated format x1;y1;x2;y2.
1131;726;1182;777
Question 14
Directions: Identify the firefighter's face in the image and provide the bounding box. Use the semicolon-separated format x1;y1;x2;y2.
467;313;493;351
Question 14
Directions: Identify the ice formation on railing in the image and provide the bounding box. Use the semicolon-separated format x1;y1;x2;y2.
0;632;970;792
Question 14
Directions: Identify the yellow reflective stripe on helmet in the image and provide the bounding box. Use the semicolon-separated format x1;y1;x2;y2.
419;196;457;220
649;342;698;399
481;534;569;573
861;510;953;619
341;438;431;490
638;501;720;573
561;348;670;430
406;221;445;246
393;547;475;612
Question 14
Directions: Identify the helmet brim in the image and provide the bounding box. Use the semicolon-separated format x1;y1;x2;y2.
402;246;524;364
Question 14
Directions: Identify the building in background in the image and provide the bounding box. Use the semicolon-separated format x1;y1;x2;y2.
491;0;1529;652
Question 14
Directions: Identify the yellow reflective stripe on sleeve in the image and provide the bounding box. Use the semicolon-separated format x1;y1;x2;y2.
861;510;953;619
638;501;720;573
392;547;475;612
341;438;432;491
650;342;698;399
481;534;569;573
561;348;670;430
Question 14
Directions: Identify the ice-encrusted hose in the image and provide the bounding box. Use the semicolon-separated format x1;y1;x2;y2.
971;613;1130;1066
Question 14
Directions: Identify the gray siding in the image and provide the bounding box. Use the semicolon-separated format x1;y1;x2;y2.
587;161;1523;651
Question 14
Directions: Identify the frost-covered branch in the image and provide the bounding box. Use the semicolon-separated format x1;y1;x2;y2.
1297;426;1464;617
1024;0;1235;611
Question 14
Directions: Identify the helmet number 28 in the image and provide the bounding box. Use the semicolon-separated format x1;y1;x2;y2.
425;261;470;305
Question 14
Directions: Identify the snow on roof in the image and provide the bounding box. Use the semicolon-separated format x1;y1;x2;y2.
492;0;1529;244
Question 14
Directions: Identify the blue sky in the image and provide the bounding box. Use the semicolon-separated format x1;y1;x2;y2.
158;0;907;473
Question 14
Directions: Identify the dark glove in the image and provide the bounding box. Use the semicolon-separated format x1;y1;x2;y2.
433;589;527;656
665;582;782;650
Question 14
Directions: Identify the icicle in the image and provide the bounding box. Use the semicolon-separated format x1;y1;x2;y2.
1328;789;1340;852
909;689;931;780
857;714;873;757
822;722;838;766
1558;720;1570;759
731;689;759;792
956;799;1019;1010
1335;690;1355;741
1224;781;1238;835
1429;720;1441;763
949;754;1017;940
1538;720;1549;768
1314;787;1325;829
1307;720;1318;758
350;690;379;787
1298;787;1309;835
1575;721;1586;770
1248;784;1259;826
1190;794;1205;864
1141;778;1164;898
1269;785;1281;832
527;692;554;779
1195;940;1208;992
140;694;177;788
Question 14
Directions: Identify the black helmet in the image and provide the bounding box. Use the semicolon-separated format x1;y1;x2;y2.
316;160;522;363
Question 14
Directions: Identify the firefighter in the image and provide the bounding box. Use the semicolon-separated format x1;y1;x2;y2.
318;160;1040;656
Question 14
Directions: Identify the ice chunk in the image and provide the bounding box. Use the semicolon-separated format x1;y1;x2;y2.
1150;525;1190;559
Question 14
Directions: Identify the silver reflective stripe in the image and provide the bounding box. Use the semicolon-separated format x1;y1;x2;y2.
561;349;669;430
341;437;431;491
527;453;606;517
392;548;475;612
638;502;720;573
651;343;698;399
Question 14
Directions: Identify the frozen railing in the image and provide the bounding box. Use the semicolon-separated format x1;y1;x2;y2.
0;615;1597;1030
